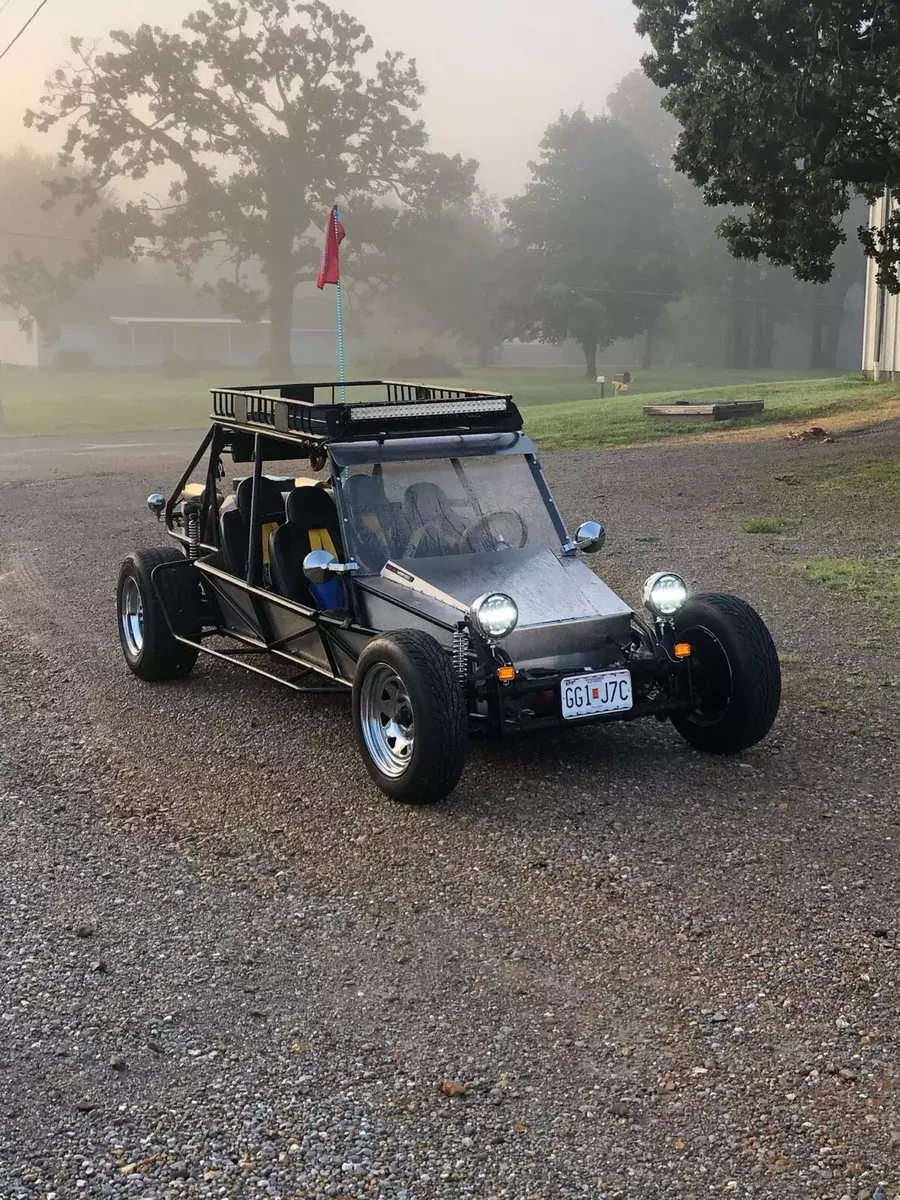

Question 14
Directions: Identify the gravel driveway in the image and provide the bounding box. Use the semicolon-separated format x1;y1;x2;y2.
1;424;898;1199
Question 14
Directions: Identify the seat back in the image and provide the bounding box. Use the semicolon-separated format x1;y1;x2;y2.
403;481;463;557
269;486;344;607
342;473;392;568
220;476;286;579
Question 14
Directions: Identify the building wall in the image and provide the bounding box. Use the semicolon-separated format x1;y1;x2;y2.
31;322;340;369
861;194;900;377
0;319;39;367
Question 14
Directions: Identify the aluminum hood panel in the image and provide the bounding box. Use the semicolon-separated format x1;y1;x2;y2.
383;548;633;627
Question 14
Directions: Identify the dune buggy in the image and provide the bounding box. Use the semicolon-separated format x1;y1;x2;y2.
116;380;781;803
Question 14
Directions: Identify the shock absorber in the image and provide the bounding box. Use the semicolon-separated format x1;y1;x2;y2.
452;626;469;684
184;499;201;560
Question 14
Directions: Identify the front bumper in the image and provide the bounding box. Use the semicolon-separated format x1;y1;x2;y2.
467;624;694;738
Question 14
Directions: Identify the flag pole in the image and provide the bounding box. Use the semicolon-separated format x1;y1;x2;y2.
334;203;347;404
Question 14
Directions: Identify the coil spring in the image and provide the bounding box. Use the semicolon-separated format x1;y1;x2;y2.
452;627;469;684
186;505;201;560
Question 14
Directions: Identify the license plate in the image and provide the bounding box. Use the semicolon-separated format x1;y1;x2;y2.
561;669;633;720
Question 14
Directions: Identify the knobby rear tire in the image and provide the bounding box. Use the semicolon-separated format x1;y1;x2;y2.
117;547;199;682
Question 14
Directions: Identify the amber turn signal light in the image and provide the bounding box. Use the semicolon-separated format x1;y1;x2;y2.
674;642;691;659
496;664;517;683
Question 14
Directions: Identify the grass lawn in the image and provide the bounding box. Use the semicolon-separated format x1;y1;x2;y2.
0;363;895;443
792;456;900;621
797;456;900;500
522;374;900;450
803;556;900;620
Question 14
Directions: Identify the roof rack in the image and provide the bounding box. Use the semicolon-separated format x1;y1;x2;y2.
210;379;523;446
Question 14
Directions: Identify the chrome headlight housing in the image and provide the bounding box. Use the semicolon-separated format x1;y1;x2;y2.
641;571;688;618
469;592;519;641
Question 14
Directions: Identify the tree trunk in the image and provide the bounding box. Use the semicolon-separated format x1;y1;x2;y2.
809;300;825;370
818;276;852;371
267;261;296;376
640;320;655;370
726;267;750;369
819;304;844;370
751;302;776;368
477;342;496;368
581;340;598;378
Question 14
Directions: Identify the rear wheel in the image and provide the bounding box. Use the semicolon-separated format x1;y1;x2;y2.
117;547;199;681
671;592;780;754
353;630;467;804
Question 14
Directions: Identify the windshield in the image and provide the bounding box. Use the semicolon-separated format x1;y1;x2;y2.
338;454;563;573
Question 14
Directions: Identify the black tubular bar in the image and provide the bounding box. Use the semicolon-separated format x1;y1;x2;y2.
246;432;263;588
171;635;346;693
165;426;215;532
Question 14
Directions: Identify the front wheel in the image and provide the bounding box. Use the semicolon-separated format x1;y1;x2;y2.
671;592;780;754
352;630;467;804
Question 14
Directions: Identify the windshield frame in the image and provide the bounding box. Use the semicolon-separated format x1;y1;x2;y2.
331;441;570;574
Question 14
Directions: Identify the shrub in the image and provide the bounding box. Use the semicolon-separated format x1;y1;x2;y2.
54;348;92;371
383;350;460;378
160;354;198;378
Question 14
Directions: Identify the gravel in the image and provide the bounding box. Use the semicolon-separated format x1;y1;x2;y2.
1;424;899;1198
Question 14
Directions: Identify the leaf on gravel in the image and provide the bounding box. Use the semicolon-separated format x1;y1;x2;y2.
441;1080;470;1098
785;426;835;443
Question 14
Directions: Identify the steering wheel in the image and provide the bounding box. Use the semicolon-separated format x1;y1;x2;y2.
460;510;527;552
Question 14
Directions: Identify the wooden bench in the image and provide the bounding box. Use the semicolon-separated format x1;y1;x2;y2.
643;399;765;422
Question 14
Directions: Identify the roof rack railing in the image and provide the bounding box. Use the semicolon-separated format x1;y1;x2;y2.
210;379;522;446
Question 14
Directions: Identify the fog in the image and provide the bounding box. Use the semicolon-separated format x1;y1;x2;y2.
0;0;643;193
0;0;864;377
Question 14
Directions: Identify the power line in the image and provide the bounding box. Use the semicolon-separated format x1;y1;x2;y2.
0;0;51;66
570;283;848;310
0;226;853;309
0;0;17;18
0;225;239;262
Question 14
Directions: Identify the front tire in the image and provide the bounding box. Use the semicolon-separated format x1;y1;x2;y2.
353;630;467;804
117;548;199;681
671;592;780;754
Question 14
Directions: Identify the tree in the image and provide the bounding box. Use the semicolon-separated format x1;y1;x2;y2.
606;68;866;370
376;193;508;365
0;147;101;333
632;0;897;289
26;0;476;371
504;111;680;377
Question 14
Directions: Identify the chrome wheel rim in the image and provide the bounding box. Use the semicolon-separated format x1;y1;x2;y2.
121;576;144;659
360;664;415;779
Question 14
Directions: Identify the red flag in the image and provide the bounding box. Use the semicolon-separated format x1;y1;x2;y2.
316;205;345;288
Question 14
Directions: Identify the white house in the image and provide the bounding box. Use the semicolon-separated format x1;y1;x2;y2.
861;191;900;378
0;280;340;369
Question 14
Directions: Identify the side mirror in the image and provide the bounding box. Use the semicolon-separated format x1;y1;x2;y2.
147;493;166;521
303;548;335;583
575;520;606;554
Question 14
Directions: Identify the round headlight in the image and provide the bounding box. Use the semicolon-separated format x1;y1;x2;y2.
641;571;688;617
470;592;519;640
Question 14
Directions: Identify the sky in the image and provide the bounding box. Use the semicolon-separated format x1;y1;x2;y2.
0;0;645;196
